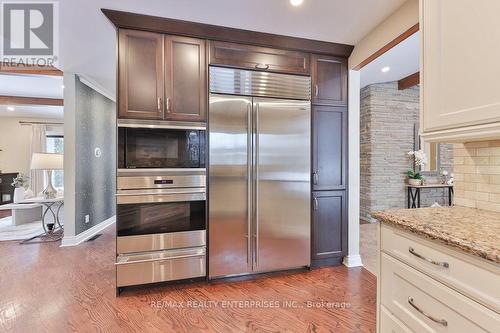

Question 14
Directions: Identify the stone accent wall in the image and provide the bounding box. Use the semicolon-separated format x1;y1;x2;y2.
360;82;454;222
453;140;500;213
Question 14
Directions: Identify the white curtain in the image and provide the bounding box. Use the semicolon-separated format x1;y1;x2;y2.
30;124;47;196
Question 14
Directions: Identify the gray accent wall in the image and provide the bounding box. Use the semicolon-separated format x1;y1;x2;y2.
360;82;454;222
74;76;116;235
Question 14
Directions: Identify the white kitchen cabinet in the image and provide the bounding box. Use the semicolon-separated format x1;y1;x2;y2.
377;224;500;333
420;0;500;142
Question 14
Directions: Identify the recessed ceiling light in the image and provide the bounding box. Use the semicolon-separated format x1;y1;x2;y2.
290;0;303;6
7;106;15;111
61;85;65;89
381;66;391;73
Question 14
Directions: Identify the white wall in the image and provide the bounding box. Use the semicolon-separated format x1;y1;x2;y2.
0;117;62;174
344;0;419;269
349;0;419;69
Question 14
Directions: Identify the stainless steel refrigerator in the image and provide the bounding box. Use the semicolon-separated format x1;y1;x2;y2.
208;67;311;278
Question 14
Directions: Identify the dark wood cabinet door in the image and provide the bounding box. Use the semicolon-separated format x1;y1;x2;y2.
209;41;310;75
311;54;347;105
312;106;347;191
165;36;206;122
312;191;346;265
118;29;164;119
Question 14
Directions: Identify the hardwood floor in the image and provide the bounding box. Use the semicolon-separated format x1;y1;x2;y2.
0;224;376;332
0;210;11;218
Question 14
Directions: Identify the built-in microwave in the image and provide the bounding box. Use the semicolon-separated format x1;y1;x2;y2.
117;120;206;169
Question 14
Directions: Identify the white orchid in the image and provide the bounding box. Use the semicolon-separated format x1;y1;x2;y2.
408;149;428;167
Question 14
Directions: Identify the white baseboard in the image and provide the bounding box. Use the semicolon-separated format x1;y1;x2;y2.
342;254;364;268
60;215;115;247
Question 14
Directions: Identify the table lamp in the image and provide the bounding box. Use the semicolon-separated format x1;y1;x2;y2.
31;153;63;199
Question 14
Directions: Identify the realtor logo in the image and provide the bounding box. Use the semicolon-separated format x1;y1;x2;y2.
1;1;58;65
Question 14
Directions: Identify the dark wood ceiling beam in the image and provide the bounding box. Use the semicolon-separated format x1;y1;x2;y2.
398;71;420;90
353;23;419;70
101;9;354;57
0;63;63;76
0;95;63;106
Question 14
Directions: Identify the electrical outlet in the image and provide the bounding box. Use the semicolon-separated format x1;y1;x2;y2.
85;214;90;224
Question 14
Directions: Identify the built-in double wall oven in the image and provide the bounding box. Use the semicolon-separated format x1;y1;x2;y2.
116;119;207;289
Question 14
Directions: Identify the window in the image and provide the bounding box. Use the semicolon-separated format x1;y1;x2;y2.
46;135;64;190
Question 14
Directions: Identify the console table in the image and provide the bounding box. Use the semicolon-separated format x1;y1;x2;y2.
407;184;454;208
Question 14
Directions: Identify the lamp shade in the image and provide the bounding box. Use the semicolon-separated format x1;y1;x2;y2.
31;153;63;170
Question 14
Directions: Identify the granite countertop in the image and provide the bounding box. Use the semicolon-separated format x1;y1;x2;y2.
372;206;500;264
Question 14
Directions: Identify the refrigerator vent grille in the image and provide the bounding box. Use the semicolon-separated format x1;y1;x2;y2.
209;66;311;100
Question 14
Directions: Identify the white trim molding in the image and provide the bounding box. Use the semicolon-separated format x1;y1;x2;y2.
345;69;362;268
60;215;115;247
343;254;364;268
77;75;116;102
421;122;500;143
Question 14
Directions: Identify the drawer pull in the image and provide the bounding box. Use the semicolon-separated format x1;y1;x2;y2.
409;247;449;268
255;63;270;70
408;297;448;327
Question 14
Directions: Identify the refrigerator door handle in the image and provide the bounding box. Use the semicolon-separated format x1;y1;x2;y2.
246;102;252;266
254;102;260;267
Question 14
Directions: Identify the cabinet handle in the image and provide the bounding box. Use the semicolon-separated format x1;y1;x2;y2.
165;97;171;112
246;102;252;266
255;63;269;70
313;171;319;185
315;84;319;97
408;247;449;268
408;297;448;327
313;196;318;211
157;97;162;112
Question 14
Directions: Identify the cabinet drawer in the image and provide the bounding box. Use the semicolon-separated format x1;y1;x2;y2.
381;253;500;332
380;305;412;333
381;224;500;312
116;247;206;287
209;41;309;75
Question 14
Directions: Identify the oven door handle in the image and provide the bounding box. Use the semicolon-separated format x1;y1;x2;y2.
116;253;205;266
115;191;204;196
116;191;206;204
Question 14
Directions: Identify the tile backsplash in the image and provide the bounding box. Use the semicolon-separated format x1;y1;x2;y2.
453;140;500;212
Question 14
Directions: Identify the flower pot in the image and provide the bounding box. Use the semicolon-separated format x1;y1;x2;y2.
13;187;25;203
408;179;422;186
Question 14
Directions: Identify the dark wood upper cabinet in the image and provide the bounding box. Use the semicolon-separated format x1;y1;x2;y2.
311;54;347;106
312;106;347;191
311;191;346;265
118;29;164;119
209;41;310;75
165;36;207;122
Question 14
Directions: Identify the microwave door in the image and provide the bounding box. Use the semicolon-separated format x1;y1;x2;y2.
121;128;205;169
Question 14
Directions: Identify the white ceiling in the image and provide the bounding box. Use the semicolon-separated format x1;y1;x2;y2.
360;31;419;88
57;0;408;97
0;105;63;119
0;74;64;119
0;74;63;99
